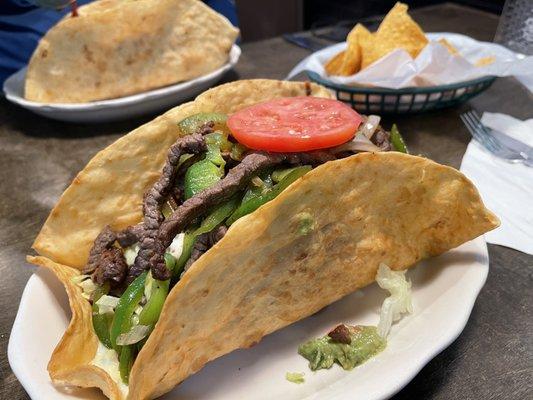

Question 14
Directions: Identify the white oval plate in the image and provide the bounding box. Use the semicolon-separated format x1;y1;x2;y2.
9;237;489;400
2;45;241;123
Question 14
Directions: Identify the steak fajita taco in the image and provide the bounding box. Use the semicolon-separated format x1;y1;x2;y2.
28;79;499;399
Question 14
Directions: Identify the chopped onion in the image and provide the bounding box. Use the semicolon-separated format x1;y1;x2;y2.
71;274;91;284
95;295;120;314
167;233;185;261
144;273;154;302
124;243;140;267
116;325;151;346
74;276;97;300
359;115;381;139
376;263;413;338
333;132;381;153
251;176;264;187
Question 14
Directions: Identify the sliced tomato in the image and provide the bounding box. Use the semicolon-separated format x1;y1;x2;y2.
227;96;363;152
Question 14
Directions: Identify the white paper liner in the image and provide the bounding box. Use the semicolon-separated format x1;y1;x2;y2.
288;32;533;92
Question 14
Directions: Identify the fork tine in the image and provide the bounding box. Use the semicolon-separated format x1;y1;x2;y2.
461;113;498;154
469;110;482;124
461;113;485;144
461;111;532;167
464;112;503;151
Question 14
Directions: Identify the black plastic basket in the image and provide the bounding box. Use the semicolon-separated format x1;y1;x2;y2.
306;70;496;114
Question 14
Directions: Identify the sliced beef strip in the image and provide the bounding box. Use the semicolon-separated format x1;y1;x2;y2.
328;324;352;344
83;225;117;275
92;247;128;287
183;225;228;273
83;225;128;288
372;127;392;151
116;224;145;248
128;132;209;282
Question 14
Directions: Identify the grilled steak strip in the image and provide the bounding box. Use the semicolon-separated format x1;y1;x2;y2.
116;224;145;248
83;225;117;275
183;225;228;273
92;247;128;287
128;132;209;282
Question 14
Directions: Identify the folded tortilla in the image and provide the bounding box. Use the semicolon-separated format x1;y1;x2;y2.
24;0;239;103
29;79;499;399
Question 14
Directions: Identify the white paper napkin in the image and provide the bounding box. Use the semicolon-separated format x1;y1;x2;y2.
460;113;533;254
287;32;533;92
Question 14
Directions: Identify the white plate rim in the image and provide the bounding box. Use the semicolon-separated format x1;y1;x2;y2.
9;236;489;400
3;44;241;112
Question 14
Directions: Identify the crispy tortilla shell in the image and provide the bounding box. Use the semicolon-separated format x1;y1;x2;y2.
25;0;239;103
29;80;499;399
27;255;124;400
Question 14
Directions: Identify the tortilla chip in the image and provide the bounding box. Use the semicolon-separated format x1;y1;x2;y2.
24;0;239;103
475;56;496;67
340;24;372;75
29;79;499;399
361;2;428;69
325;50;346;75
438;38;459;55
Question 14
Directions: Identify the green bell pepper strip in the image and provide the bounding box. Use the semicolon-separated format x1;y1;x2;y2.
110;271;147;350
227;166;312;225
172;232;196;279
230;143;247;161
183;159;223;199
137;278;169;328
205;133;227;169
272;166;307;183
194;197;239;236
242;172;273;203
137;254;175;329
119;344;135;384
91;283;113;349
206;131;233;153
178;113;229;136
390;124;409;153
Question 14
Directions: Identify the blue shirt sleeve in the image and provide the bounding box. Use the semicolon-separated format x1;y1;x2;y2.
0;0;91;85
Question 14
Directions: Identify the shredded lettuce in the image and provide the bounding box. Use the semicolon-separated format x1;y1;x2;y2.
167;233;185;261
376;263;413;338
116;324;151;346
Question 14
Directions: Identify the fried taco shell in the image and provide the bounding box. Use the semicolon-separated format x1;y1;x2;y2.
28;80;498;399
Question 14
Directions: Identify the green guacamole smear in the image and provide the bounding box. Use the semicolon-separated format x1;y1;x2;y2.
285;371;305;384
296;211;315;236
298;325;386;371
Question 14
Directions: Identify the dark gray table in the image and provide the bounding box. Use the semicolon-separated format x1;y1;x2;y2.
1;3;531;399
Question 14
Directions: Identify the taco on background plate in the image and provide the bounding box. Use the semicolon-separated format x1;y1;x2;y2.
24;0;239;103
28;79;499;399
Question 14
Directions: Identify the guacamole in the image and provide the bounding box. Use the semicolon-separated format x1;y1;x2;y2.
298;325;385;371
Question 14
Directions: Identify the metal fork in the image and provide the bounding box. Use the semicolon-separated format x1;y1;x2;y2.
460;111;533;167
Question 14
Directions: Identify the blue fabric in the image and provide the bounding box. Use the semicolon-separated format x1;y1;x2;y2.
0;1;92;84
206;0;238;27
0;0;238;86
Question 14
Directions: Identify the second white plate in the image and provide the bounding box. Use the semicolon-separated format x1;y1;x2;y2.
3;45;241;123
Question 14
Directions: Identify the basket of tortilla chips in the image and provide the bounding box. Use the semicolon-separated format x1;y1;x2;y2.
301;2;497;114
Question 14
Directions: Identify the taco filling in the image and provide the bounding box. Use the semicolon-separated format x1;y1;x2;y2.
74;97;404;383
